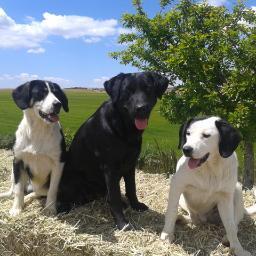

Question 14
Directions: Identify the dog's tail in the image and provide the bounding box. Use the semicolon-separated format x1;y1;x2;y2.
0;188;13;198
246;205;256;215
245;188;256;216
0;172;14;198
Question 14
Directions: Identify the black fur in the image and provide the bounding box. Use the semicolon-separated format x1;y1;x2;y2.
57;72;169;230
25;165;33;180
60;129;67;162
12;80;69;112
49;83;69;112
178;117;209;149
215;119;242;158
13;159;24;184
104;73;126;104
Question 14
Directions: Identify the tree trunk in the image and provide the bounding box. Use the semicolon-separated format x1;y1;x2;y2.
243;140;254;189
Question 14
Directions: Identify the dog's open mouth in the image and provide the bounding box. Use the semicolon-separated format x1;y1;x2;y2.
39;110;59;123
135;118;148;130
188;153;210;170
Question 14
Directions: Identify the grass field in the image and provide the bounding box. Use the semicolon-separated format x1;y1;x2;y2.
0;89;254;176
0;89;180;151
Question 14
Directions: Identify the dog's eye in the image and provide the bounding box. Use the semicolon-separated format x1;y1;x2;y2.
186;131;190;136
202;133;211;138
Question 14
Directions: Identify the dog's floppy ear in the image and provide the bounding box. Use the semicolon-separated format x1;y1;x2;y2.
149;72;169;99
178;118;193;149
215;119;242;158
52;83;69;112
104;73;126;103
12;82;32;110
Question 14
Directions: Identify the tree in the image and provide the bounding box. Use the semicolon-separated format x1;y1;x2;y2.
111;0;256;188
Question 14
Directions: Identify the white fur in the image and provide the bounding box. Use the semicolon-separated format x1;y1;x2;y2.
0;83;64;216
31;82;61;122
161;117;256;256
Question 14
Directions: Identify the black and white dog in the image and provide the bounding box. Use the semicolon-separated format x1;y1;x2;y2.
0;80;69;216
161;117;256;256
57;72;169;230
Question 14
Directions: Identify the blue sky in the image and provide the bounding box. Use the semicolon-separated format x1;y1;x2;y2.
0;0;255;88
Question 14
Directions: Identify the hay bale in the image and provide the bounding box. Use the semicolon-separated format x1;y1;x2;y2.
0;149;256;256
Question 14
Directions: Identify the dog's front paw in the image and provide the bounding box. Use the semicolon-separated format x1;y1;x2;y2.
44;203;57;215
131;201;148;212
160;231;174;243
116;219;133;231
9;207;22;217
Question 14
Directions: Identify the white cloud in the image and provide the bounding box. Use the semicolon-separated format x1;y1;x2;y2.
207;0;227;6
117;27;134;34
0;8;121;52
252;6;256;12
43;76;70;85
83;37;101;44
25;16;35;22
0;73;39;81
92;76;109;87
41;12;117;39
17;73;39;81
0;73;71;87
0;74;14;81
27;47;45;54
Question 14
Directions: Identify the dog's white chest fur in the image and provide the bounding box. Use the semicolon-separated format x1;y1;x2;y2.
14;110;62;185
15;111;61;155
179;154;237;214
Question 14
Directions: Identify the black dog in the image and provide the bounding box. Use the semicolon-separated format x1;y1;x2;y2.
57;72;168;229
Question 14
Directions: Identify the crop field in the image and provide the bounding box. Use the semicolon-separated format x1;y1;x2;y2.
0;89;252;173
0;89;180;151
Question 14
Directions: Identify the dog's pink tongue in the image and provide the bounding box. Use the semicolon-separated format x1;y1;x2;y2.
188;158;201;170
48;114;59;122
135;118;148;130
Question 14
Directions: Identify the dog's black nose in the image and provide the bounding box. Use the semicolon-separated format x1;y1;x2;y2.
135;105;149;116
53;102;62;113
183;146;193;157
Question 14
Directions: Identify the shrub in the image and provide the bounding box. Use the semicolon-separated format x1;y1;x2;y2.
63;128;75;150
0;134;15;150
138;140;177;176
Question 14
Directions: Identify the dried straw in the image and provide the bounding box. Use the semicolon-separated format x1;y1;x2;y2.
0;149;255;256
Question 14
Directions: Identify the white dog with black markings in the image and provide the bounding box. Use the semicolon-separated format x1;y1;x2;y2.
0;80;69;216
161;116;256;256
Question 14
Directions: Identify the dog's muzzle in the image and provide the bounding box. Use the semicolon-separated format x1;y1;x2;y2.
39;110;60;123
134;104;150;131
187;153;210;170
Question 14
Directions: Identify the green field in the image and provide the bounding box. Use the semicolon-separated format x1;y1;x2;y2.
0;89;180;151
1;89;255;176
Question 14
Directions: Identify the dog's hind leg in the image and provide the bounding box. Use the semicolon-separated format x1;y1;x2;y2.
234;182;244;225
218;193;251;256
45;163;64;214
24;192;37;205
245;186;256;216
24;187;48;205
178;194;202;224
222;183;244;248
